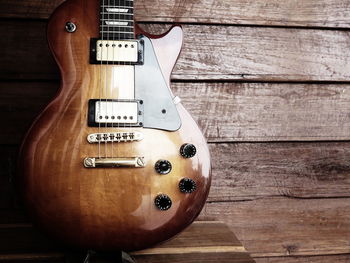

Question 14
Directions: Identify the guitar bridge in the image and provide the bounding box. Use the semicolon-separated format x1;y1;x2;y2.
83;157;146;168
87;132;143;143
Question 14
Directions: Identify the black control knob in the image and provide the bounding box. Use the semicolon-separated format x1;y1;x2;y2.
155;160;172;175
180;143;197;158
154;194;172;211
179;178;197;193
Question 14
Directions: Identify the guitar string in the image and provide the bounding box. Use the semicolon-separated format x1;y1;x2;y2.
105;0;110;159
112;0;119;159
98;0;105;159
109;0;115;159
130;0;134;160
117;0;121;159
110;0;115;159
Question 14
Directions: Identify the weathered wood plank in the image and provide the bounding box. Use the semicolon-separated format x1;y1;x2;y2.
0;146;18;210
200;197;350;257
1;81;350;144
2;141;350;210
0;225;60;253
0;222;243;253
1;142;350;207
0;252;253;263
1;198;349;258
0;210;28;224
0;82;57;145
0;0;350;29
0;253;63;262
208;142;350;202
1;21;350;82
173;82;350;142
0;222;255;263
1;253;348;263
255;254;350;263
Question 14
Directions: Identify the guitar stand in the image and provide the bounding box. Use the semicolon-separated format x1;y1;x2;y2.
66;250;136;263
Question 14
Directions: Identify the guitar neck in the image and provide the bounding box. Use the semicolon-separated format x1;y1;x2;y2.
100;0;135;40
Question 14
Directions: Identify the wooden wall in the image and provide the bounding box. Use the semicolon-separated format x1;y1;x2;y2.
0;0;350;262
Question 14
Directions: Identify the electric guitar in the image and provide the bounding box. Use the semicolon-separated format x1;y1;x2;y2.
18;0;211;251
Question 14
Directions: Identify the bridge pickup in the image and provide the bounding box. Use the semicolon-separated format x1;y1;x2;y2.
83;157;146;168
87;132;143;143
88;99;143;127
90;38;144;65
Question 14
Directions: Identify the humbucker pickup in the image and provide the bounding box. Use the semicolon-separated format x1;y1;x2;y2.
88;99;143;127
90;38;144;65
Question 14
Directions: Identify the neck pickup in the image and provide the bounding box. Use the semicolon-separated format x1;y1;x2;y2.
90;39;144;65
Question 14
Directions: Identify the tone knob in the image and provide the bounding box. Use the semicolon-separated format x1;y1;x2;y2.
154;194;172;211
179;178;197;193
155;160;172;175
180;143;197;158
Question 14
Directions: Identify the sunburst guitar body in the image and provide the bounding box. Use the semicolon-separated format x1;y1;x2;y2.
18;0;211;251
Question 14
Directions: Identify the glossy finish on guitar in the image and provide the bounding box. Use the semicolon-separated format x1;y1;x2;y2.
17;0;211;252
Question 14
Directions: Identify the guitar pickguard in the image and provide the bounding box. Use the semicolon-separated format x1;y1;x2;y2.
134;35;182;131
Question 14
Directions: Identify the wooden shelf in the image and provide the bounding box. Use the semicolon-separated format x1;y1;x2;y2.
0;221;255;262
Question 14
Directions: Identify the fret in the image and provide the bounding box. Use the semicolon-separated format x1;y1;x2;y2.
100;29;134;33
100;31;134;34
101;1;133;7
102;0;133;3
105;20;133;25
100;33;134;40
102;6;134;9
101;14;134;20
105;8;129;13
101;25;134;28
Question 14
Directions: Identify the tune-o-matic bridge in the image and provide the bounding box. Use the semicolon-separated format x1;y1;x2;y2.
87;132;143;143
83;157;146;168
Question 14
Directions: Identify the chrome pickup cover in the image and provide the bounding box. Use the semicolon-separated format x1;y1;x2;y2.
87;132;143;143
95;100;138;124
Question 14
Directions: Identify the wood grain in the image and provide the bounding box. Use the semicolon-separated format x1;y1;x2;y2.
1;0;350;261
1;196;350;258
1;0;350;28
255;254;350;263
2;141;350;207
173;83;350;142
208;142;350;201
0;222;255;263
1;81;350;144
2;21;350;82
200;197;350;257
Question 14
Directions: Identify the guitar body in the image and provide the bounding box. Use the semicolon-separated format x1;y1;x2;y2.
18;0;211;252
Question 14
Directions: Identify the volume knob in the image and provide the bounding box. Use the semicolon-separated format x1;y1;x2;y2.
154;194;172;211
179;178;197;193
155;160;172;175
180;144;197;158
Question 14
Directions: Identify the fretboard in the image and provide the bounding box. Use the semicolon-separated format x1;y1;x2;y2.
100;0;134;40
